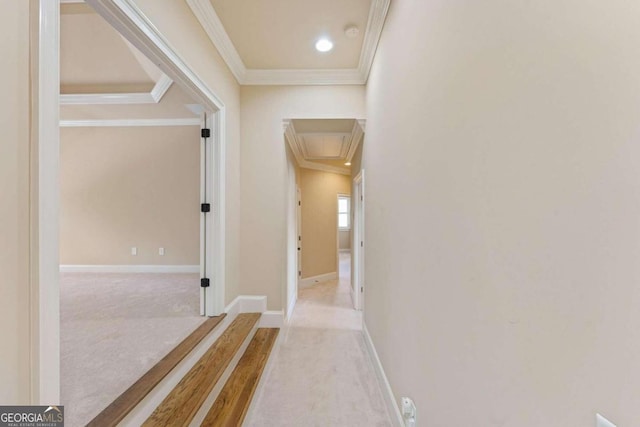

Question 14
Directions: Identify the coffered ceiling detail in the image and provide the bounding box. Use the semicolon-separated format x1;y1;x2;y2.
284;119;365;175
187;0;391;85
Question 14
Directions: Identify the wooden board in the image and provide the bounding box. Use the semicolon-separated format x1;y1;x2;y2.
87;314;226;427
201;328;280;427
143;313;261;427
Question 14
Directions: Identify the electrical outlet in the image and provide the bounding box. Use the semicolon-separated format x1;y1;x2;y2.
401;397;416;427
597;414;616;427
159;247;165;256
131;247;137;256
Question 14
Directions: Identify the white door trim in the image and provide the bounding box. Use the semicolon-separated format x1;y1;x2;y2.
31;0;61;405
34;0;228;402
352;170;365;311
86;0;227;317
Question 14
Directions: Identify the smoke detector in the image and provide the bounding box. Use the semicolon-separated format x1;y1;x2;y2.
345;26;360;38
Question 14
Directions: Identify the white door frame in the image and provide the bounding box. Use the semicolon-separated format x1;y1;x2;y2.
296;186;302;292
352;170;365;311
285;150;299;321
34;0;227;403
336;193;351;275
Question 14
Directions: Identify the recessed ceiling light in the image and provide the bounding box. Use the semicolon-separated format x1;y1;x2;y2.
344;162;352;166
315;38;333;52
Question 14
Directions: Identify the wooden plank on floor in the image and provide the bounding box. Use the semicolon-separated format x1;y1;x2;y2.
143;313;262;427
86;314;226;427
201;328;280;427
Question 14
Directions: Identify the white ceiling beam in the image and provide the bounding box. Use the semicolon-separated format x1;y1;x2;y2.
59;118;201;127
60;73;173;105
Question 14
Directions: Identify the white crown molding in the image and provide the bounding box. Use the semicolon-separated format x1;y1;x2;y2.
59;118;201;127
186;0;247;83
283;120;351;175
187;0;390;85
346;120;365;163
296;132;352;160
59;264;199;273
60;73;173;105
358;0;391;81
149;73;174;102
300;161;351;176
243;68;365;86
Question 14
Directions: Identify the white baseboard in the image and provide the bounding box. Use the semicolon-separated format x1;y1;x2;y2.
224;295;267;315
363;323;404;427
299;271;337;288
286;293;297;322
260;310;284;328
59;264;199;273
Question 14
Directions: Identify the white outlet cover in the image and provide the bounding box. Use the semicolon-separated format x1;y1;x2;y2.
131;247;137;256
159;247;165;256
597;414;616;427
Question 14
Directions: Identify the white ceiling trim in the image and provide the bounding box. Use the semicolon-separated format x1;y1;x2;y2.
345;120;366;162
283;119;366;175
358;0;391;81
185;0;247;83
186;0;390;86
243;68;364;86
60;73;173;105
59;118;201;127
297;132;351;160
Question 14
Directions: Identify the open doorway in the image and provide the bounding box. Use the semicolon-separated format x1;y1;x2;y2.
283;118;364;319
54;3;221;425
33;0;228;409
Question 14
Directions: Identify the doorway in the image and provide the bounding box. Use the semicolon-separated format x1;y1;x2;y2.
33;0;227;408
352;170;364;311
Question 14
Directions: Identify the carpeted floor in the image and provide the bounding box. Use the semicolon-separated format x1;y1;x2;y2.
60;273;204;427
245;253;392;427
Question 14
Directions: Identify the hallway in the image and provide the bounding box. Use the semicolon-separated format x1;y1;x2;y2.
246;253;392;426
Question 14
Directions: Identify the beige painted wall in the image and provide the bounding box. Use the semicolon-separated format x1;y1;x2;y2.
239;85;365;309
60;127;200;265
365;1;640;425
299;169;350;278
0;1;31;404
338;230;351;250
130;0;241;304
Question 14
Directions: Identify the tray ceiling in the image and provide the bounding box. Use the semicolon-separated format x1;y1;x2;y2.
187;0;390;85
284;119;365;175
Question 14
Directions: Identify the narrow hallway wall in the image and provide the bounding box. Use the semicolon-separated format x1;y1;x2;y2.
364;1;640;425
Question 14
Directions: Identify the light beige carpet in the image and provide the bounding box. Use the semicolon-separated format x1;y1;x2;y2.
245;253;393;427
60;272;204;427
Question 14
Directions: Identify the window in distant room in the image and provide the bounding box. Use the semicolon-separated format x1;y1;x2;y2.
338;195;350;230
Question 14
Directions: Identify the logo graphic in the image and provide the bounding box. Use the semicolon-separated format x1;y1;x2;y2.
0;405;64;427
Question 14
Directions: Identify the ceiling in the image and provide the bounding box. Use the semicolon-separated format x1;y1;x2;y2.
284;119;365;175
209;0;370;70
60;3;201;123
187;0;391;85
61;3;160;93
